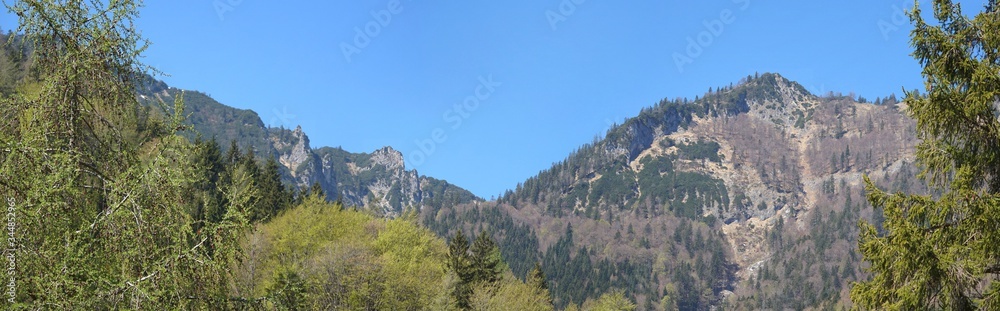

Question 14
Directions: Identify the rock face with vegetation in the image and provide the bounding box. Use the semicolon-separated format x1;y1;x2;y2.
132;69;922;309
7;0;994;309
138;82;479;216
424;73;922;309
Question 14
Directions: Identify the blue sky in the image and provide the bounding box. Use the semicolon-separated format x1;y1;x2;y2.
0;0;989;199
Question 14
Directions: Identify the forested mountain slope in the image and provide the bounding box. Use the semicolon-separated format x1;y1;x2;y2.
424;73;923;310
6;0;994;308
10;23;920;308
135;77;479;216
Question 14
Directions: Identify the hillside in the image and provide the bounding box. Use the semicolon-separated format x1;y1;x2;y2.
423;73;921;310
9;0;999;308
131;71;921;309
136;77;479;216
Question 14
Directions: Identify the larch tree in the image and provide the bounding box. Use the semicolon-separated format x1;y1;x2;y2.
0;0;251;308
852;0;1000;310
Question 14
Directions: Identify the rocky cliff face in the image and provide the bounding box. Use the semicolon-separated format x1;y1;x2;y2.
140;80;480;216
267;128;479;217
438;73;919;309
264;126;480;217
594;74;916;269
274;126;321;186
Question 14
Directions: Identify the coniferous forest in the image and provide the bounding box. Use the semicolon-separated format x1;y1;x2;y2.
1;0;999;310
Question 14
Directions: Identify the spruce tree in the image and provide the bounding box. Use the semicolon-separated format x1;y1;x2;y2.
308;181;325;202
529;262;553;304
258;156;290;221
852;1;1000;309
448;231;473;309
470;230;504;285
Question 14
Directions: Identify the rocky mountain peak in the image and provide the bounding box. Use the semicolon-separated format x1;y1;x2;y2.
719;72;818;130
279;125;312;176
371;146;405;171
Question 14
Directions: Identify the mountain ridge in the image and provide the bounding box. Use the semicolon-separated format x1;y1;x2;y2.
140;71;918;309
423;72;919;309
136;77;481;216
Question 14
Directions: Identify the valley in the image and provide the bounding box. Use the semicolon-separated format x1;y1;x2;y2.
171;72;920;309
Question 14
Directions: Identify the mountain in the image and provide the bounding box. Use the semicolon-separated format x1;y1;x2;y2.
135;72;919;309
422;73;920;309
136;77;480;216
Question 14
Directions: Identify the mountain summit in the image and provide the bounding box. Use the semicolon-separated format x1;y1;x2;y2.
140;72;918;309
424;73;919;309
138;78;479;216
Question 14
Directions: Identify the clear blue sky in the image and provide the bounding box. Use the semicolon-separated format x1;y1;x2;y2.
0;0;989;199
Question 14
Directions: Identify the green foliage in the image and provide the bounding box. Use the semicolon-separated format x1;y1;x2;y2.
241;198;552;310
185;137;293;226
446;230;514;310
449;231;475;309
143;86;480;216
147;89;276;157
424;203;541;281
676;139;722;162
636;155;729;221
582;290;637;311
469;271;555;311
529;262;553;303
588;168;637;209
268;269;308;310
244;199;447;309
307;181;325;201
257;156;293;220
0;31;28;97
0;1;254;308
852;2;1000;309
471;231;506;285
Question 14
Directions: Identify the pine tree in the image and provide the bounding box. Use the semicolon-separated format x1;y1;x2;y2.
852;1;1000;309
